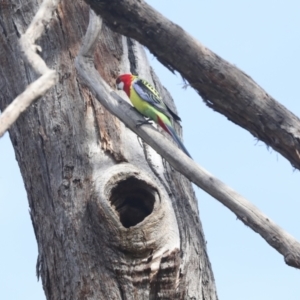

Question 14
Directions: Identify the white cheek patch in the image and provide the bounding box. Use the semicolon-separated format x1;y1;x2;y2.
117;81;124;90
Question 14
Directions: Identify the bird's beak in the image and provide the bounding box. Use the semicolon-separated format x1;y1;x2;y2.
116;81;124;90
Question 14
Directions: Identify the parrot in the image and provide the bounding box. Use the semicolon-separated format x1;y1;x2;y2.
116;74;191;158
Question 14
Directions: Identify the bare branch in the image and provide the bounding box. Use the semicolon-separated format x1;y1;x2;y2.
0;71;56;136
75;11;300;269
84;0;300;171
0;0;60;137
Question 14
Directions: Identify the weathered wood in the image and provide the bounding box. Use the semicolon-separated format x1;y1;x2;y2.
0;0;59;137
85;0;300;171
0;1;217;299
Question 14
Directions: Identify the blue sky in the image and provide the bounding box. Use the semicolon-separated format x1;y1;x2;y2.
1;0;300;299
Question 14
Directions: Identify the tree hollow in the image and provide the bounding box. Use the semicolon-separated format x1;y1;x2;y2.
110;177;156;228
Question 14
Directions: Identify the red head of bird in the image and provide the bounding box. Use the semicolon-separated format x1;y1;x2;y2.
116;74;134;97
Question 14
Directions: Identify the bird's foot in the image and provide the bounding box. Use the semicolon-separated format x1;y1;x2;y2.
136;118;153;128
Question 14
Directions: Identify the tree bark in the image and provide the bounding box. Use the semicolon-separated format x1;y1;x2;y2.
0;1;217;299
84;0;300;171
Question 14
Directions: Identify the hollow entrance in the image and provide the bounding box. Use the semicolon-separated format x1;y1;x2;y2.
109;177;156;228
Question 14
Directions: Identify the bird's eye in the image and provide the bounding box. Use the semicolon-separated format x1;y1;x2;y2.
116;77;121;84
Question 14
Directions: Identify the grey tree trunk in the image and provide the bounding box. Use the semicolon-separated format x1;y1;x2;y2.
0;1;217;299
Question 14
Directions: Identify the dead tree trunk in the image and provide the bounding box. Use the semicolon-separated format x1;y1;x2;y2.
0;1;217;299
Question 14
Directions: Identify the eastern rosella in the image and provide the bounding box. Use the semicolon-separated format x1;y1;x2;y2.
116;74;191;158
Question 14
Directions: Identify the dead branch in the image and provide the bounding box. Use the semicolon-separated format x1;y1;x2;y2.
75;10;300;269
0;0;60;137
84;0;300;171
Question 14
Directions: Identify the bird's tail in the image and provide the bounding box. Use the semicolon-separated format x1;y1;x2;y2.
165;124;192;158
